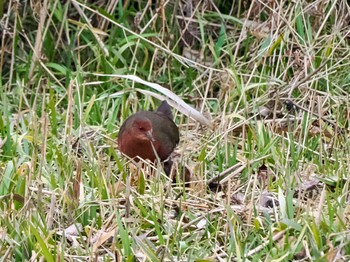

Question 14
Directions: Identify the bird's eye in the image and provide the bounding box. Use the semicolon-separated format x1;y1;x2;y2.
139;127;146;131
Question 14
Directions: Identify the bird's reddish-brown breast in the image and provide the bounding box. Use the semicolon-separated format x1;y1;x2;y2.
118;101;179;162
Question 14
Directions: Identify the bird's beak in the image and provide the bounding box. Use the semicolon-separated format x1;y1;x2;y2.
146;129;155;142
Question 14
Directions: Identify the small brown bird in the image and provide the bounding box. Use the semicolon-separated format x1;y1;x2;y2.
118;101;179;162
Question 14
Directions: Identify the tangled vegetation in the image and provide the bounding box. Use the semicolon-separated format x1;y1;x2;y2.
1;0;350;261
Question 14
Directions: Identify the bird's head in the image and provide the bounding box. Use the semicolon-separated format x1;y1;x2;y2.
131;118;155;142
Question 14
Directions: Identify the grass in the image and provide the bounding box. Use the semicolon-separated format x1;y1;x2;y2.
1;0;350;261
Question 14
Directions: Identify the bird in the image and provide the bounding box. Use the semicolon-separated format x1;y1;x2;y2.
118;100;179;163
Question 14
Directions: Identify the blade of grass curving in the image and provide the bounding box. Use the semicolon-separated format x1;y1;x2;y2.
94;73;213;128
